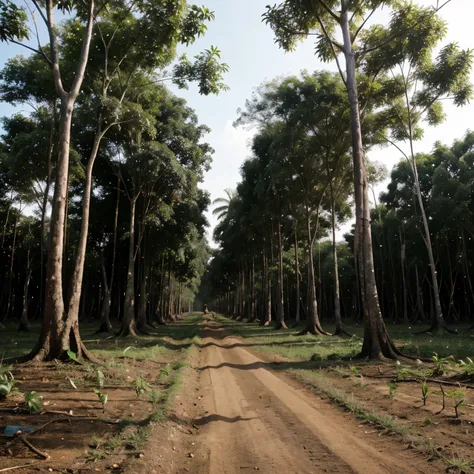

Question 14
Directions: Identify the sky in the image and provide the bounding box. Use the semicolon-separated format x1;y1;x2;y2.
1;0;474;245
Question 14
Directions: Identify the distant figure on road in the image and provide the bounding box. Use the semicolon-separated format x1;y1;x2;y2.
203;304;210;315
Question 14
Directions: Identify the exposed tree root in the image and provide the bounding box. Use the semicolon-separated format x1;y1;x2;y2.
274;321;288;330
263;320;272;326
297;323;330;336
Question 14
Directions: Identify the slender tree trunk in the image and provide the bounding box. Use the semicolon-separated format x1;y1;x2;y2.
266;248;272;326
136;249;149;333
6;213;18;320
275;218;287;329
340;9;399;359
18;249;32;332
64;131;102;346
412;163;448;332
400;233;409;324
299;205;329;335
40;102;55;320
97;256;113;333
250;256;256;321
118;197;137;337
331;193;348;337
294;223;301;323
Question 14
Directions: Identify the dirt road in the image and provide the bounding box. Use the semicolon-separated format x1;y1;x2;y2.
135;320;440;473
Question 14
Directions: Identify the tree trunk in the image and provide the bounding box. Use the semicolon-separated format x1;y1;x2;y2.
250;256;256;321
40;102;55;319
64;131;101;345
400;233;409;324
97;256;113;333
294;223;301;323
6;213;18;320
340;9;399;359
275;219;287;329
331;194;348;337
118;197;137;337
136;254;149;333
299;205;329;335
412;163;449;333
25;0;96;362
18;249;31;332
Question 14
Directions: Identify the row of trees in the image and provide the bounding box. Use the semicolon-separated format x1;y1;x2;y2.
0;0;226;360
200;0;473;359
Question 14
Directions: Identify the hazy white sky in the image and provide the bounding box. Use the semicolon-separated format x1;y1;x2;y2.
1;0;473;244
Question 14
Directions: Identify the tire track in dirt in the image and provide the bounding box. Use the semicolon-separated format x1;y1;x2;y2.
187;321;437;474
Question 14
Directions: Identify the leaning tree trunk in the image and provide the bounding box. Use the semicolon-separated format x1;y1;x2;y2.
341;10;399;359
18;249;32;332
64;131;103;354
412;162;450;333
118;197;138;337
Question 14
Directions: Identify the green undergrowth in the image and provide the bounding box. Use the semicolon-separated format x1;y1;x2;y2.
87;331;199;462
214;315;474;362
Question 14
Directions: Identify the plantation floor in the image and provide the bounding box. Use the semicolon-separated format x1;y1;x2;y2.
146;317;443;474
0;317;200;473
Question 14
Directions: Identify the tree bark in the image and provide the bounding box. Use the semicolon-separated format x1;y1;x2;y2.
118;197;137;337
26;0;96;362
340;8;399;359
64;130;101;345
294;222;301;323
299;204;329;335
275;218;287;329
18;248;32;332
331;190;348;337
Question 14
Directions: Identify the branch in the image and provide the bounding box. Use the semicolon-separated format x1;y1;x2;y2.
10;40;44;58
30;0;48;27
314;15;347;87
352;7;376;44
317;0;341;23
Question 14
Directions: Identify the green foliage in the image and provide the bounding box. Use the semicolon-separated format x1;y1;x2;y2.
421;381;429;406
24;391;43;414
92;388;108;411
446;388;466;418
159;365;173;381
67;350;78;363
132;376;152;399
96;369;105;389
148;389;164;406
0;1;29;42
0;372;17;399
388;382;398;399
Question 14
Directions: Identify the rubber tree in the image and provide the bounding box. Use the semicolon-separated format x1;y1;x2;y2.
0;0;100;360
262;0;437;359
363;3;473;333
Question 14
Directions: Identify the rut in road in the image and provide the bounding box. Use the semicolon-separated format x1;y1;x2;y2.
187;320;435;474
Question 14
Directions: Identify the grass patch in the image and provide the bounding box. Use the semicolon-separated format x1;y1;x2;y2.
289;368;473;473
214;315;474;362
